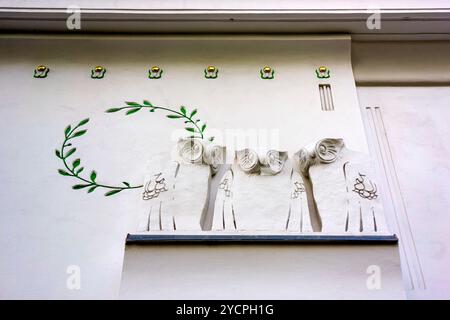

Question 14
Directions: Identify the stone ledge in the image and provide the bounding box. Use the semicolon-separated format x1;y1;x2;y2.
126;233;398;244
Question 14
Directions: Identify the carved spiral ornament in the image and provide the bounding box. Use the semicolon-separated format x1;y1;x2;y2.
236;149;260;174
177;138;204;164
267;150;287;174
315;138;344;163
203;143;225;174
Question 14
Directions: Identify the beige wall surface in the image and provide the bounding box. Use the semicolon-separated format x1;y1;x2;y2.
0;34;449;300
121;244;405;300
353;41;450;300
357;86;450;299
0;35;368;299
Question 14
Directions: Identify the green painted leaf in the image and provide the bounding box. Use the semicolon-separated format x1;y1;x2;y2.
167;115;182;119
106;107;122;113
126;101;141;106
90;170;97;182
87;186;97;193
196;119;201;123
76;167;84;175
185;127;196;133
58;169;71;176
208;136;215;142
64;125;71;137
71;130;87;138
72;158;81;169
105;189;122;196
78;118;89;126
72;184;91;190
180;106;187;115
64;148;76;158
149;108;155;112
55;149;61;158
143;100;152;106
126;108;141;115
201;124;207;132
122;181;130;187
190;109;197;118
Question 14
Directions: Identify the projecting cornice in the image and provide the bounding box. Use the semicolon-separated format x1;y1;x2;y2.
1;7;450;40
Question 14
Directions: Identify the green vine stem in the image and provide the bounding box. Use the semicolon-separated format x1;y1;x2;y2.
55;118;143;196
106;100;214;141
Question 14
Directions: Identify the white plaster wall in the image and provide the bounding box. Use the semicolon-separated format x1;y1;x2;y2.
0;35;367;299
357;87;450;299
121;244;405;300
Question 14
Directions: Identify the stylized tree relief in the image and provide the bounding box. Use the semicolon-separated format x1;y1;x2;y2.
142;173;169;200
352;173;378;200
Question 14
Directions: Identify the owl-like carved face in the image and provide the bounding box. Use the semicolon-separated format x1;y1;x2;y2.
295;138;344;176
236;149;288;175
176;138;226;174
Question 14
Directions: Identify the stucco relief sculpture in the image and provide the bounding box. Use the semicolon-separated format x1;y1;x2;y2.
213;150;311;231
138;138;226;231
294;138;388;234
55;99;389;236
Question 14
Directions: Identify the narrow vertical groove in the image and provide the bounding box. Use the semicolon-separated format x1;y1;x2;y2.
319;84;334;111
222;199;225;229
375;107;426;289
324;85;330;110
328;85;335;110
231;204;237;229
324;85;331;111
365;106;414;289
359;204;363;232
147;207;152;231
300;197;303;232
345;211;349;232
372;207;377;232
286;204;291;230
319;85;325;111
158;201;162;231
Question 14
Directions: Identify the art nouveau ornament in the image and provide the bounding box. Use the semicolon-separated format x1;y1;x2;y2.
315;66;330;79
176;138;226;175
294;138;388;234
204;66;218;79
260;66;275;79
148;66;163;79
91;66;106;79
138;139;226;231
34;65;49;78
213;150;310;231
236;149;288;175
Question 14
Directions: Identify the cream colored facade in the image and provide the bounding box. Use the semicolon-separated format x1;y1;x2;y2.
0;1;449;299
